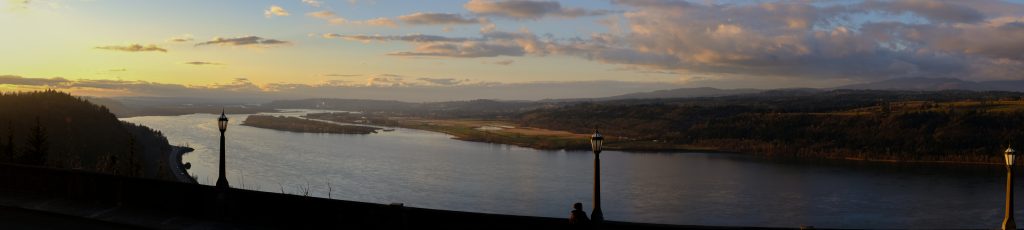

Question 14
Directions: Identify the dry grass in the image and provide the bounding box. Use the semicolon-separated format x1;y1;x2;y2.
405;119;589;139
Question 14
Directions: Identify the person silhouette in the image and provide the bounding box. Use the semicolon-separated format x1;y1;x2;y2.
569;202;590;225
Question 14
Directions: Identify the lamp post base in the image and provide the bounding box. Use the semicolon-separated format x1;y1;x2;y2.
591;208;603;223
216;178;229;189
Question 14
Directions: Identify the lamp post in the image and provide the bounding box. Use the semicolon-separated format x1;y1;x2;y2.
216;110;230;189
1005;145;1017;230
590;129;604;222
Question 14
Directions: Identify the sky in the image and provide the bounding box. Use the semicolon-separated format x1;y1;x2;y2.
2;0;1024;102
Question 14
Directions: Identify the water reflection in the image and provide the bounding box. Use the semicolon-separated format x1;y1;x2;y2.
125;112;1017;229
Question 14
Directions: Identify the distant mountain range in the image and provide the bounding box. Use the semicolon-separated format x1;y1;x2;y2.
540;87;764;102
588;77;1024;101
836;77;1024;92
93;77;1024;118
598;87;764;100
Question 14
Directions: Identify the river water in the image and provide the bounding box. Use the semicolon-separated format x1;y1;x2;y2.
123;110;1020;229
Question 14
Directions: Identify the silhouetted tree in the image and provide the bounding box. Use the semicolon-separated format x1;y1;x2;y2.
0;121;11;163
125;136;142;177
20;117;48;165
108;154;119;175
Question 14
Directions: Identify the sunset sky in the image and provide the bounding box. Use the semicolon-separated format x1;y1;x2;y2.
3;0;1024;101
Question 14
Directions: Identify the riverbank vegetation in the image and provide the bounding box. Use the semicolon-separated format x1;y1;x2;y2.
299;90;1024;164
242;115;379;134
517;90;1024;163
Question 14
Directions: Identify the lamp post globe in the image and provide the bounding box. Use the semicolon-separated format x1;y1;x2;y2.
1004;145;1016;230
218;111;228;132
216;110;230;188
590;129;604;222
1007;146;1016;167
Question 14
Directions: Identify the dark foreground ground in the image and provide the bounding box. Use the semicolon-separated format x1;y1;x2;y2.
0;163;806;229
0;206;141;230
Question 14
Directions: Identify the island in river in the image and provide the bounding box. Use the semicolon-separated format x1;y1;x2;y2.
301;112;713;152
242;115;380;134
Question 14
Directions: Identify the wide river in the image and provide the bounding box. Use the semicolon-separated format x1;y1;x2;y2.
125;110;1020;229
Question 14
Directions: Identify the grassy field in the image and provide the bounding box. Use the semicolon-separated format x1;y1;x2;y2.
392;118;588;150
406;119;586;138
390;118;714;152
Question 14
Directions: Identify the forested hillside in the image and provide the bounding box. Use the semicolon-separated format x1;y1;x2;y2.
0;90;173;179
518;90;1024;163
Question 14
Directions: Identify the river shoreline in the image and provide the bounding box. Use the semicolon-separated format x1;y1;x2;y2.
169;146;196;184
301;113;1005;166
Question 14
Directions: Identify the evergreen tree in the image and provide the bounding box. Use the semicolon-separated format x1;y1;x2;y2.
126;136;142;177
5;122;13;163
6;122;14;163
0;121;11;163
22;117;48;165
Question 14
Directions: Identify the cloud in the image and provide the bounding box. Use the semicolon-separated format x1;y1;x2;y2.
490;59;515;65
213;78;261;92
464;0;612;20
5;0;65;12
611;66;678;75
184;61;223;66
321;74;361;77
362;17;398;27
417;77;470;86
398;12;479;25
302;0;322;7
95;44;168;52
307;10;338;20
327;2;982;85
168;34;194;42
6;0;30;10
479;18;497;32
327;29;547;58
264;5;289;18
343;0;1024;82
582;0;1024;81
107;68;127;72
306;10;397;27
859;0;985;24
322;33;472;43
389;42;526;58
0;75;69;86
195;36;290;47
365;74;407;86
